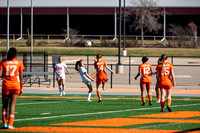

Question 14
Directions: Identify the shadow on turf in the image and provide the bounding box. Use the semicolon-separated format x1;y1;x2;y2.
173;128;200;133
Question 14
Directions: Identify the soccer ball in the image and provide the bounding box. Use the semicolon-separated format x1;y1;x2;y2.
85;40;92;47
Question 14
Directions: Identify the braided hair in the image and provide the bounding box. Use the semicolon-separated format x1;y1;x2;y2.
161;54;168;74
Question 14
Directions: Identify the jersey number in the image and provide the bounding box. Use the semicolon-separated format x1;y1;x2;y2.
6;65;17;76
143;67;150;74
162;67;169;75
98;65;104;71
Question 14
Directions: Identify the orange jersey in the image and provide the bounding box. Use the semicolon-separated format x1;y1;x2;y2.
94;60;107;76
156;62;174;87
138;63;153;83
0;58;24;90
94;60;108;84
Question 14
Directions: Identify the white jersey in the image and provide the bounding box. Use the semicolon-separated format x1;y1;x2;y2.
79;66;91;84
55;62;67;79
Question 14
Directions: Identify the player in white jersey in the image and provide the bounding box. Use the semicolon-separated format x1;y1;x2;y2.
75;60;95;102
54;56;71;96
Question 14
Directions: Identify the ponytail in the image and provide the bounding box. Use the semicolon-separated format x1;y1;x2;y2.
75;60;82;72
161;54;167;74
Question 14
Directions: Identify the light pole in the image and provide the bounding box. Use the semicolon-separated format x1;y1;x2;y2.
116;0;123;74
31;0;33;72
7;0;10;53
122;0;127;56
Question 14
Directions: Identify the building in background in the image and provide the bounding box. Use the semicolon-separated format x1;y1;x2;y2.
0;0;200;35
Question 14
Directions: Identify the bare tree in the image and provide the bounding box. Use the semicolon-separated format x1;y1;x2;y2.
168;22;198;48
168;24;189;47
188;22;198;48
63;27;79;40
128;0;162;46
63;27;79;46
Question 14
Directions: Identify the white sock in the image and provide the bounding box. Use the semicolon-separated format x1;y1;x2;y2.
87;92;92;100
59;86;62;93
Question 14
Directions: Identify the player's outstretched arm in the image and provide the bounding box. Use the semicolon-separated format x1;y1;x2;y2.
19;70;23;96
84;72;94;81
54;68;60;76
135;69;141;80
65;67;72;78
171;70;176;87
105;65;115;75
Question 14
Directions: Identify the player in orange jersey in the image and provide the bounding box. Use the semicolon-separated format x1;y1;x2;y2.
94;54;115;102
135;56;154;106
0;47;24;129
155;58;162;103
156;54;176;112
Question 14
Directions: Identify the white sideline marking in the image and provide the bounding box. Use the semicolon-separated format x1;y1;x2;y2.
175;75;192;78
4;103;200;122
41;113;51;115
134;122;183;129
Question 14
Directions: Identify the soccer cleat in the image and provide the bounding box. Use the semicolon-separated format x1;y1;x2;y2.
7;125;15;129
98;99;102;102
160;110;164;112
86;99;91;102
141;103;146;106
149;101;152;106
63;91;65;95
167;105;172;112
1;124;7;129
59;92;62;96
156;99;161;103
102;87;106;90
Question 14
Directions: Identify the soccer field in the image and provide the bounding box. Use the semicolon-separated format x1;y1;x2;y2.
0;93;199;133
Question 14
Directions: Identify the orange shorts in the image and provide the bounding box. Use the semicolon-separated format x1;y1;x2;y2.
96;75;108;84
160;84;172;89
140;81;151;85
2;89;20;95
140;79;151;85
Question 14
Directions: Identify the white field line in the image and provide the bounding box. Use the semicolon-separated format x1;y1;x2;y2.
175;75;192;78
1;103;198;123
41;113;51;115
134;122;184;129
0;100;84;107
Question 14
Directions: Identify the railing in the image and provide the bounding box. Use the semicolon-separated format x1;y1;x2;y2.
20;55;200;88
0;34;199;45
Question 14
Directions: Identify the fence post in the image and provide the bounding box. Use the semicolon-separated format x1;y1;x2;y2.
23;53;27;72
30;52;32;72
53;66;55;87
129;56;131;84
171;56;173;65
44;52;46;72
87;54;89;73
110;64;113;88
48;35;49;43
